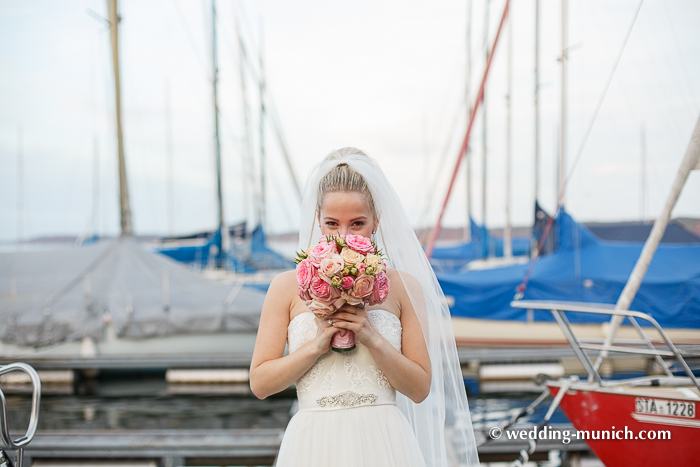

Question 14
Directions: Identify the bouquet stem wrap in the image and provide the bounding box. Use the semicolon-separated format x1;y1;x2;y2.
331;330;355;352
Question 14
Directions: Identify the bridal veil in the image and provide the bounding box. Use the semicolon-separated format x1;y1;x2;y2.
298;148;480;466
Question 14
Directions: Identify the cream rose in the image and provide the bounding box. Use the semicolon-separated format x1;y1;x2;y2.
364;254;383;273
318;254;345;283
340;247;365;266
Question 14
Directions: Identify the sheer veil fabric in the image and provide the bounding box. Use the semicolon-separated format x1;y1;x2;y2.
298;148;479;466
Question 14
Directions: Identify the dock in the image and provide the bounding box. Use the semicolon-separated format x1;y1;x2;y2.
1;342;666;399
7;424;591;466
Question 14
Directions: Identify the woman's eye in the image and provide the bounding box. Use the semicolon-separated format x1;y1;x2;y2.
353;222;365;227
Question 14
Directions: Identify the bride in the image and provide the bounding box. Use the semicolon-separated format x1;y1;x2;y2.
250;148;479;467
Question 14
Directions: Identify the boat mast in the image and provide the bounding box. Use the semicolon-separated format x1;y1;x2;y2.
93;134;100;238
533;0;540;257
17;126;23;247
640;122;647;222
482;0;490;257
504;11;513;259
258;21;266;230
108;0;132;236
559;0;567;206
425;0;511;259
234;6;253;228
464;0;473;243
593;114;700;372
211;0;228;267
165;79;174;237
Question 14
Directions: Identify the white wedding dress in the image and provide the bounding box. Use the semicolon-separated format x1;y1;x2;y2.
275;310;427;467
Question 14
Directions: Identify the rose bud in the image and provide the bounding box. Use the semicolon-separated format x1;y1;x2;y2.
341;276;354;290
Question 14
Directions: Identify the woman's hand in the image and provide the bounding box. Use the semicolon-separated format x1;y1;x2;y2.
329;303;382;349
311;314;342;355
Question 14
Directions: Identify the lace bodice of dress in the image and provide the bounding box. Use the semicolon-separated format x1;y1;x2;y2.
287;310;402;411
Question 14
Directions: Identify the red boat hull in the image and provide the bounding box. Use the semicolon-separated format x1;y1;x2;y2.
549;384;700;467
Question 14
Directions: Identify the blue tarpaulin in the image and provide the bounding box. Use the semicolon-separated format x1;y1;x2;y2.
430;219;531;273
437;209;700;329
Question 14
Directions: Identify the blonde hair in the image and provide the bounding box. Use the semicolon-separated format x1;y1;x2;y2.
316;147;377;219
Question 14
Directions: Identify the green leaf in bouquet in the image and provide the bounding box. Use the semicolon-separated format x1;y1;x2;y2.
294;249;309;264
371;240;385;259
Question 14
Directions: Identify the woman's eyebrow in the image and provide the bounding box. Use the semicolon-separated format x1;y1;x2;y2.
322;215;368;221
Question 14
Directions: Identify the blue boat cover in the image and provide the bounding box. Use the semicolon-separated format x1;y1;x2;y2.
430;219;531;273
157;224;292;272
586;221;700;243
437;209;700;329
246;224;294;270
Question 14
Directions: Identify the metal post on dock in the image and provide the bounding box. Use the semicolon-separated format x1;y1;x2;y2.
83;273;91;313
10;278;17;324
162;270;170;313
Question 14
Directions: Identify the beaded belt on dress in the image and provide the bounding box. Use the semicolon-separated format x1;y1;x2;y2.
297;389;397;412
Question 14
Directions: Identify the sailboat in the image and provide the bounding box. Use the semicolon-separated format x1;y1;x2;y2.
507;115;700;467
154;1;295;276
0;0;267;364
426;0;534;275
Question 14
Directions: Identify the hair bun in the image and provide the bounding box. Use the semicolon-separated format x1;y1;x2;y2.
334;147;368;159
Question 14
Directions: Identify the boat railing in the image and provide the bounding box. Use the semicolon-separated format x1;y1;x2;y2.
0;362;41;467
510;300;700;392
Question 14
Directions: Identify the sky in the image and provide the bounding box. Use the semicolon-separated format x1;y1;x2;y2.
1;0;699;243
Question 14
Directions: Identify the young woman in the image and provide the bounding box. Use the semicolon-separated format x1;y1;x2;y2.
250;148;479;467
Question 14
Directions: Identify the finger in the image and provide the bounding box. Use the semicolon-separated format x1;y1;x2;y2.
330;312;360;322
330;320;357;332
339;304;361;314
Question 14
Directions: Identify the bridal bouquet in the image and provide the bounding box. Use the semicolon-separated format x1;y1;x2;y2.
295;234;390;352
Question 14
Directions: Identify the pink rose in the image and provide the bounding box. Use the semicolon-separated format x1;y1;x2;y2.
344;234;375;254
341;276;354;290
340;291;363;306
298;286;312;302
318;254;344;283
350;274;375;299
368;271;391;305
357;263;366;274
308;299;335;318
295;258;313;290
308;240;337;266
310;275;334;302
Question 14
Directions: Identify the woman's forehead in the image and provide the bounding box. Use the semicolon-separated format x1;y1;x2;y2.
320;191;372;215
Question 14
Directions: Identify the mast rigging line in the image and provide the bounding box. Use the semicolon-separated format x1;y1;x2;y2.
425;0;511;259
172;0;210;78
515;0;645;298
418;95;467;235
219;5;302;201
